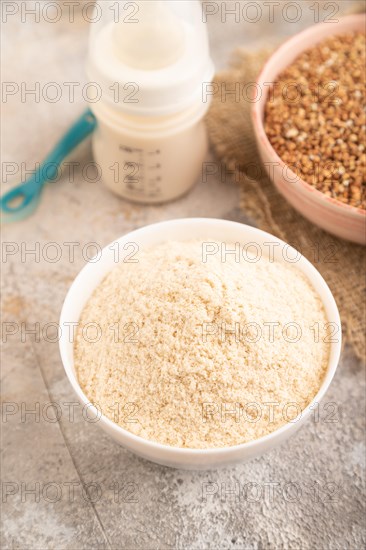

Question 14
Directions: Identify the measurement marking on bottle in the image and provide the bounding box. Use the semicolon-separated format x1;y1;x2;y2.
118;144;162;197
119;145;142;154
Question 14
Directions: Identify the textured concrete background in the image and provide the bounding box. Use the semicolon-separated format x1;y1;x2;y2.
1;1;365;549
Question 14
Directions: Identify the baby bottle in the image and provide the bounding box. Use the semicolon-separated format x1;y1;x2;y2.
87;0;214;203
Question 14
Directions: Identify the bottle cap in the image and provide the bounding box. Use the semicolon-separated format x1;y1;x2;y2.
87;0;214;116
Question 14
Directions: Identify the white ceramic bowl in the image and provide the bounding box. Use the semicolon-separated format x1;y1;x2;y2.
252;14;366;245
59;218;341;469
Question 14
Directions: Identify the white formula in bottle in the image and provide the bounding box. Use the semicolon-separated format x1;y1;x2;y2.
87;0;215;203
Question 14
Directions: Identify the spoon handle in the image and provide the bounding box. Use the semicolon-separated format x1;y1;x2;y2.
1;109;97;222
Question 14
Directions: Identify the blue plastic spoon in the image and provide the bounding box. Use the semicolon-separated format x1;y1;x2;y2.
1;109;97;223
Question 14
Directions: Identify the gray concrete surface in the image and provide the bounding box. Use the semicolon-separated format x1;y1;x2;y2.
1;2;365;549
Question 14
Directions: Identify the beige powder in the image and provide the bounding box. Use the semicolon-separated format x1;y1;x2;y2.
74;240;331;448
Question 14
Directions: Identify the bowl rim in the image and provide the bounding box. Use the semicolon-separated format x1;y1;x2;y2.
59;218;342;457
252;13;366;218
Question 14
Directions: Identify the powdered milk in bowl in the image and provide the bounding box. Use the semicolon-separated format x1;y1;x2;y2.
59;218;341;469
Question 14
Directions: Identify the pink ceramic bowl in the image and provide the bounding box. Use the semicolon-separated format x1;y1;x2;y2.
252;14;366;245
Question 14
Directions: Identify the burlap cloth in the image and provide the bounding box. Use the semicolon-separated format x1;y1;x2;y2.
206;48;365;363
